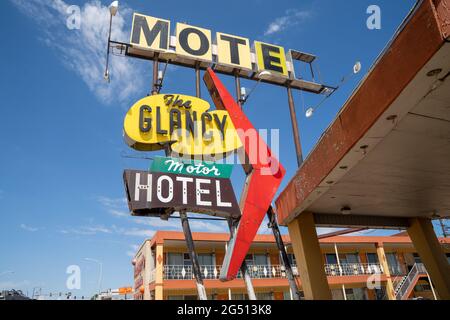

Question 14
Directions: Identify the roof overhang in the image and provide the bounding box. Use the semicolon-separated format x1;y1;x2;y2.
276;0;450;226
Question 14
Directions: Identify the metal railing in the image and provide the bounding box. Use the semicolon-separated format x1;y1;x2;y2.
324;263;384;276
162;263;384;280
394;263;427;300
163;265;291;280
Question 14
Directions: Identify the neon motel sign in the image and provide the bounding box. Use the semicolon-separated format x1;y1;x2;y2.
123;94;242;157
130;13;298;79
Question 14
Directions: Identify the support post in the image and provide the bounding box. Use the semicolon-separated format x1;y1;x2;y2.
179;210;208;300
228;219;257;300
375;243;396;300
334;243;346;300
287;212;331;300
155;244;164;300
287;86;303;167
195;63;201;98
234;72;242;108
151;53;160;95
267;206;300;300
407;217;450;299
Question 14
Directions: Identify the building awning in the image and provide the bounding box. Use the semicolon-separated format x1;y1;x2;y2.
276;0;450;226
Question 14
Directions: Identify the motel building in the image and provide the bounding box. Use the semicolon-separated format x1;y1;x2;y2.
131;231;450;300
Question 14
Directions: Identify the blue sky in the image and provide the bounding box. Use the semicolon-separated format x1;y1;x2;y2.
0;0;428;298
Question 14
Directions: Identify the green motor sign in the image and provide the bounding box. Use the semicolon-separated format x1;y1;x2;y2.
150;157;233;179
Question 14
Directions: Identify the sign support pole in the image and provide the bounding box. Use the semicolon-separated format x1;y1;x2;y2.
227;219;257;300
287;85;303;167
151;53;160;95
234;71;242;108
195;62;201;98
267;206;301;300
179;209;208;300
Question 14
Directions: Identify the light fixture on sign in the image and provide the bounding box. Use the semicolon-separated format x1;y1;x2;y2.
305;61;362;118
157;49;177;94
241;70;273;106
353;61;362;74
257;70;272;79
305;107;314;118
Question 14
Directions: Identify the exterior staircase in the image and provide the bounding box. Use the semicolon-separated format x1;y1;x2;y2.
393;263;427;300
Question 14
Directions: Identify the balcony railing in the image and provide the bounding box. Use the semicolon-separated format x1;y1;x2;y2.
324;263;384;276
162;263;384;280
163;265;289;280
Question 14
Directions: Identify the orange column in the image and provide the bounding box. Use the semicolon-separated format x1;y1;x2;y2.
375;243;396;300
287;212;331;300
407;217;450;299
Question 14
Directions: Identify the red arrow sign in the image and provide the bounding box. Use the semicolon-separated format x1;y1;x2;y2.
204;68;286;281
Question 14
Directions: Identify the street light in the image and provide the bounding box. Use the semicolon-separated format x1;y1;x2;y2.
305;61;362;118
104;1;120;82
109;1;119;16
84;258;103;295
240;70;272;105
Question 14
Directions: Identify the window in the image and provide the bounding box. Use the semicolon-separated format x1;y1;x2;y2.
197;254;214;266
374;287;386;300
245;254;269;266
254;254;269;266
386;253;402;275
325;254;338;264
231;293;248;300
256;292;273;300
183;253;191;266
331;289;344;300
366;253;379;264
446;253;450;264
167;253;183;266
343;253;360;264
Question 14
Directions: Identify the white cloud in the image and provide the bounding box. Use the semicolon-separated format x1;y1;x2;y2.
108;209;129;218
95;196;130;218
120;228;155;238
10;0;146;105
20;224;39;232
264;9;312;36
96;196;127;208
59;225;112;235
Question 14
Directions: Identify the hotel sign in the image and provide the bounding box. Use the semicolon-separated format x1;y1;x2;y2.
150;156;233;179
123;168;240;219
130;13;291;78
123;94;242;158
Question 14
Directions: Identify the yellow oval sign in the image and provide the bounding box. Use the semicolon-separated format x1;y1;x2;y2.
123;94;242;158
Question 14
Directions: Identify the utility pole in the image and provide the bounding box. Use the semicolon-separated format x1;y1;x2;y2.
267;206;301;300
179;210;208;300
227;218;257;300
